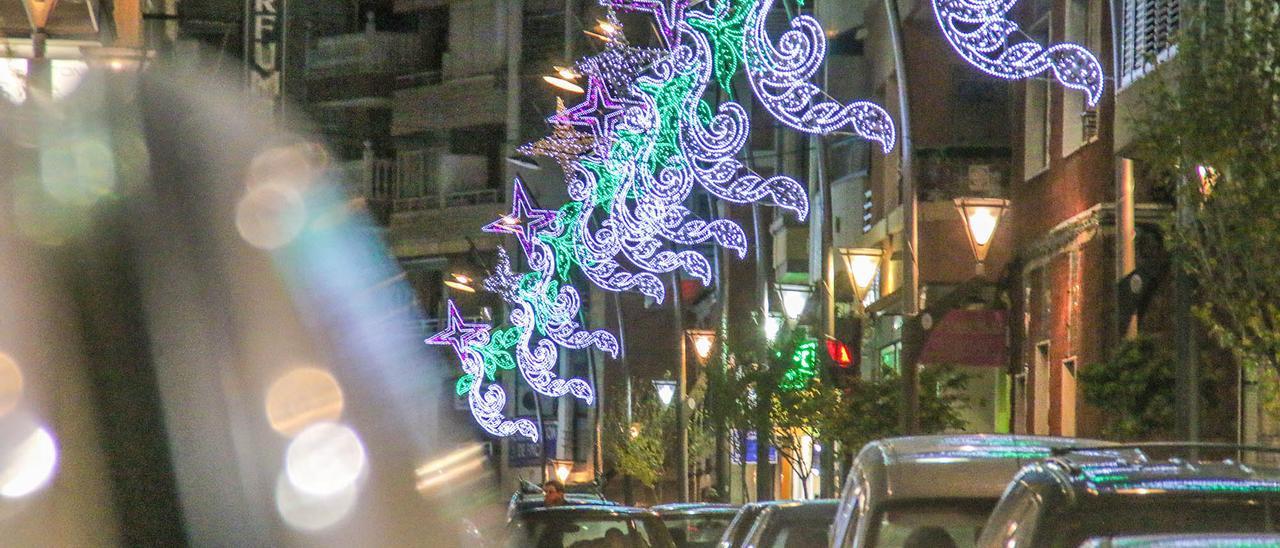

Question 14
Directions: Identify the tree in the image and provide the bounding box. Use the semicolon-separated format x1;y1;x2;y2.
827;365;972;455
1135;0;1280;380
771;380;841;498
604;385;671;494
1079;336;1178;439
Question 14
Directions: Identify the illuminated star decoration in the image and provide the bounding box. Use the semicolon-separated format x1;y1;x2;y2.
932;0;1105;106
427;301;539;441
482;176;557;256
425;300;488;355
550;73;632;157
519;98;597;171
601;0;691;47
742;0;897;152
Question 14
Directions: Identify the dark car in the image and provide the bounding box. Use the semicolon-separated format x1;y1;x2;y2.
742;500;838;548
978;451;1280;547
717;502;770;548
507;506;676;547
508;490;617;522
652;503;740;548
1079;533;1280;547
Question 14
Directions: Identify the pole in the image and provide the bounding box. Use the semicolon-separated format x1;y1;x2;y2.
816;133;837;498
1117;158;1138;339
613;291;636;505
671;273;689;502
883;0;919;434
1175;174;1200;441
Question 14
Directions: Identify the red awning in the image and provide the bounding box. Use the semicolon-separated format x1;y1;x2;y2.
918;310;1008;368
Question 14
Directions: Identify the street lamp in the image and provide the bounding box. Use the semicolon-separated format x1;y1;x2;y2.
653;379;676;407
837;247;884;303
687;329;716;362
764;314;784;342
548;459;573;484
775;283;813;321
444;273;477;293
954;197;1010;275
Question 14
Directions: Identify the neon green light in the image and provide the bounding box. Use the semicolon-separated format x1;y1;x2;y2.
780;338;819;391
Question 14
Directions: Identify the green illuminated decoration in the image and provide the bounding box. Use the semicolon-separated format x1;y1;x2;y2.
780;337;819;391
687;0;751;97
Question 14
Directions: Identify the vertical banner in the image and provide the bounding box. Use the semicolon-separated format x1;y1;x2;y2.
245;0;285;120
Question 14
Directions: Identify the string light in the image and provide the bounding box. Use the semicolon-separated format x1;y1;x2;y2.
742;0;897;153
601;0;692;48
932;0;1105;106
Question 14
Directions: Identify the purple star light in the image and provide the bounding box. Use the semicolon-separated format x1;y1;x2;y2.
549;74;630;157
483;177;558;256
426;300;489;355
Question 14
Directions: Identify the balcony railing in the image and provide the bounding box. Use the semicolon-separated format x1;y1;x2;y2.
343;148;502;218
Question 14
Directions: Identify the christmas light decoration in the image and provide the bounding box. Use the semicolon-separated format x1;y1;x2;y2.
742;0;897;153
780;337;819;391
426;301;539;441
931;0;1105;106
601;0;692;47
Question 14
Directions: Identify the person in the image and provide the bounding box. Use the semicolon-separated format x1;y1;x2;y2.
543;480;567;507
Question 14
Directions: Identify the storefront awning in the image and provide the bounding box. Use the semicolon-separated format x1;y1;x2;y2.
918;310;1008;368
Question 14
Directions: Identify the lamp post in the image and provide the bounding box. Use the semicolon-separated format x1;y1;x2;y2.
838;247;885;306
775;283;814;322
954;198;1010;274
653;379;676;407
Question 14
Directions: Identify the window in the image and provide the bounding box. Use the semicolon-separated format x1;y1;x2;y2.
1022;3;1052;178
1120;0;1180;88
1060;357;1078;436
1033;341;1051;435
1062;0;1103;156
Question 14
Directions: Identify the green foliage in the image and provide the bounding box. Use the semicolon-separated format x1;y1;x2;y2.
1079;337;1177;439
826;365;972;454
604;385;672;488
1135;0;1280;378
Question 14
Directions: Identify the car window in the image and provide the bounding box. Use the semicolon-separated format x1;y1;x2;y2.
719;506;761;548
663;514;735;547
977;482;1041;548
508;515;660;548
1057;498;1280;548
869;499;995;548
758;517;833;548
832;472;864;548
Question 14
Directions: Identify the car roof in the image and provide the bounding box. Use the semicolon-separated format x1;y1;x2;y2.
1050;458;1280;498
651;503;739;516
1083;533;1280;547
866;434;1123;501
518;505;659;518
760;499;837;518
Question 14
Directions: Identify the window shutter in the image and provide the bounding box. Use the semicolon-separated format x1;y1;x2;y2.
1121;0;1180;87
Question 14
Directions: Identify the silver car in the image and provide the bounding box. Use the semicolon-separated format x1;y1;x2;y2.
830;434;1121;547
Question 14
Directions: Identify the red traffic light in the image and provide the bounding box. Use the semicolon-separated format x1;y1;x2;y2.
825;338;853;367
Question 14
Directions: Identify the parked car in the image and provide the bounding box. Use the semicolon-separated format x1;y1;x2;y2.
831;435;1127;547
1078;533;1280;547
508;484;617;523
978;448;1280;547
652;503;739;548
717;502;770;548
506;506;675;547
742;499;838;548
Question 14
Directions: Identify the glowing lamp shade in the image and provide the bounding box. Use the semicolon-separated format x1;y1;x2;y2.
776;284;813;320
653;380;677;407
838;248;882;300
764;315;783;342
550;459;573;484
445;273;476;293
954;198;1009;267
687;330;715;361
543;75;585;94
826;338;853;367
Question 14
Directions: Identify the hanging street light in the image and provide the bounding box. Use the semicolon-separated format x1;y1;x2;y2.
953;197;1010;275
764;314;784;342
444;273;477;293
686;329;716;362
652;379;676;407
548;459;573;484
837;247;884;302
775;283;813;321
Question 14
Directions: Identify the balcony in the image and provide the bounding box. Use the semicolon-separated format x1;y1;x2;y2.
306;30;423;108
340;149;505;251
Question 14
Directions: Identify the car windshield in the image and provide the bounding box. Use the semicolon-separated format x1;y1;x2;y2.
661;513;735;548
1057;497;1280;547
508;514;670;548
719;506;763;547
757;506;838;548
871;499;997;547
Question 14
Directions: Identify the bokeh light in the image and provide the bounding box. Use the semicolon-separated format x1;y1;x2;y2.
40;134;117;207
266;368;344;437
235;183;307;250
274;470;357;532
285;422;366;497
0;426;58;498
0;354;22;418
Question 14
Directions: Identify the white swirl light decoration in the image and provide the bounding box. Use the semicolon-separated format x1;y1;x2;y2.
932;0;1104;106
426;301;539;441
741;0;897;153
